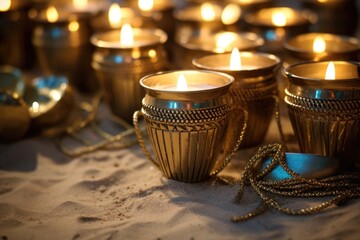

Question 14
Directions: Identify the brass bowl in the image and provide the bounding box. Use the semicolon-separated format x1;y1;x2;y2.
0;90;30;142
23;75;75;129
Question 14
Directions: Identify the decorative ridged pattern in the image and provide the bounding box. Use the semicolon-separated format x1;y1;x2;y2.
225;82;277;148
142;103;232;182
286;92;360;171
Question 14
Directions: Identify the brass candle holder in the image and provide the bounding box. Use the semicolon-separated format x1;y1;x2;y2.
245;7;317;54
174;31;264;69
91;27;168;124
285;61;360;171
284;33;360;63
133;70;246;182
31;6;95;93
0;0;33;68
193;51;280;149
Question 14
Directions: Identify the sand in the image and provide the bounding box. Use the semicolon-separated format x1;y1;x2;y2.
1;107;360;240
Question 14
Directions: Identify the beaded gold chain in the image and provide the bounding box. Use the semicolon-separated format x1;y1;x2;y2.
231;143;360;222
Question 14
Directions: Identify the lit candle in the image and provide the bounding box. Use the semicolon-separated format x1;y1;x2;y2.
90;25;168;123
284;33;360;61
153;73;218;91
245;7;316;53
174;31;264;69
284;61;360;171
193;50;280;148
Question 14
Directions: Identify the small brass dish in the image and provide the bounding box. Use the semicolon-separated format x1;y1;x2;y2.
23;75;75;129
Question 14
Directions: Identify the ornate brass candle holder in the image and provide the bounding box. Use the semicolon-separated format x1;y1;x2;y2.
31;6;96;93
134;70;246;182
245;7;317;54
91;27;168;124
284;33;360;63
0;0;33;68
174;31;264;69
285;61;360;171
193;51;280;149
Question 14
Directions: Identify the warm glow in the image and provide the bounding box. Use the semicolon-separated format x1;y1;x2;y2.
215;33;236;50
0;0;11;11
108;3;122;28
120;24;134;47
325;61;335;80
68;21;80;32
313;36;326;53
46;6;59;23
221;4;241;25
138;0;153;11
318;0;328;2
176;74;188;91
201;3;216;21
73;0;87;10
272;12;287;27
230;48;242;70
31;102;40;112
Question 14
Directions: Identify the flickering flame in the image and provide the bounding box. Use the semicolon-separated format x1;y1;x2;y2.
31;102;40;112
108;3;122;28
120;24;134;47
215;33;236;50
46;6;59;23
230;48;242;70
325;61;335;80
68;21;80;32
272;11;287;27
176;74;188;91
313;36;326;53
0;0;11;11
73;0;87;10
139;0;153;11
221;4;241;25
318;0;328;2
201;3;216;21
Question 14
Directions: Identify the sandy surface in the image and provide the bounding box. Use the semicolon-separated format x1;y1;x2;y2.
1;108;360;240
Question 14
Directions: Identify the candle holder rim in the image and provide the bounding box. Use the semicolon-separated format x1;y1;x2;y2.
139;70;234;93
244;7;316;27
284;60;360;84
192;51;281;73
90;28;168;49
177;31;264;52
284;33;360;55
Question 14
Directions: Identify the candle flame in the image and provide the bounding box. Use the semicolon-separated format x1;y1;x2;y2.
31;101;40;112
313;36;326;53
221;4;241;25
215;32;236;51
230;48;242;70
73;0;87;10
108;3;122;28
325;61;335;80
120;23;134;47
139;0;153;11
272;11;287;27
46;6;59;23
201;3;216;21
68;20;80;32
0;0;11;11
176;74;188;91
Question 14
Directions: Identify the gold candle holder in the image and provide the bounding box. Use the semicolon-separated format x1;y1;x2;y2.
31;6;95;93
245;7;317;54
285;61;360;171
134;70;244;182
284;33;360;63
174;31;264;69
91;26;168;124
193;51;280;149
0;0;33;68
